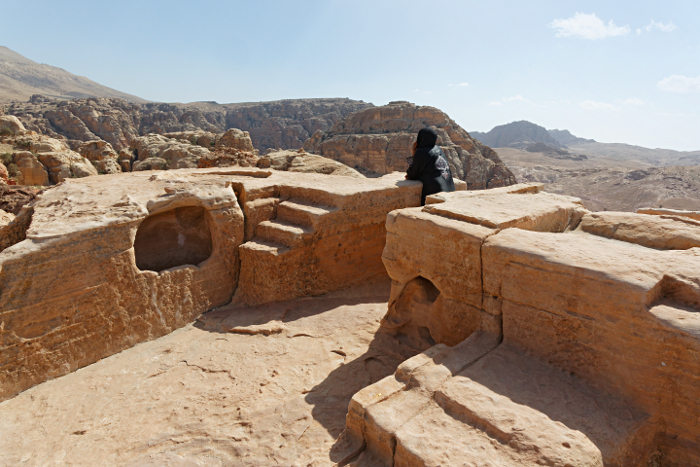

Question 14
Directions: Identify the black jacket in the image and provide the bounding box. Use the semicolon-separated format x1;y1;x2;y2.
407;144;456;205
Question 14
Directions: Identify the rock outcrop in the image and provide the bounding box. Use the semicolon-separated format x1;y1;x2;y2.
0;131;97;185
339;185;700;466
130;134;212;170
128;130;259;171
76;140;122;174
2;177;700;465
303;101;517;189
260;149;364;178
0;168;423;401
0;184;39;214
0;115;26;136
7;96;372;152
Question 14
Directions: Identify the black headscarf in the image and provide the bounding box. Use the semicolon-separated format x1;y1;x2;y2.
416;127;438;149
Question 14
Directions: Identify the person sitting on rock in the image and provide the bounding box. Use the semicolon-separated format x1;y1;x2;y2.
406;127;455;205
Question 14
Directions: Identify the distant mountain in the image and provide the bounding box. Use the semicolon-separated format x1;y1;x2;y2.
470;120;564;149
0;46;146;103
548;129;595;146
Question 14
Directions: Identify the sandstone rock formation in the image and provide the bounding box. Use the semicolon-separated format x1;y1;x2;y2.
7;96;372;152
130;134;212;170
2;179;700;465
128;130;259;171
339;185;700;466
0;131;97;185
0;115;26;136
260;149;364;178
303;101;517;189
0;185;39;214
0;168;422;401
76;140;122;174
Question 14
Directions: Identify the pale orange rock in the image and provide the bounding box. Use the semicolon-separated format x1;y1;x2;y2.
12;151;49;186
303;101;517;188
0;115;26;136
0;168;421;402
345;185;700;466
261;149;365;178
77;140;122;174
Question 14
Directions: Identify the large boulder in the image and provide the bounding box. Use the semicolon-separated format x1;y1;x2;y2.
196;148;259;169
303;101;517;189
130;134;210;170
0;116;26;137
215;128;256;153
261;149;364;178
13;151;50;186
77;140;122;174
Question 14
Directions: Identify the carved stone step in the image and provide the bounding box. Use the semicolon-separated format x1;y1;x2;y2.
255;220;311;247
276;200;334;228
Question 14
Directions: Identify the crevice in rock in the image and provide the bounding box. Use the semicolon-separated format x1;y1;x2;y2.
0;206;34;254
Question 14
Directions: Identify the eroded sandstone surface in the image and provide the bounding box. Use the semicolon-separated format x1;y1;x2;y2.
2;175;700;466
303;101;517;188
0;169;422;401
342;186;700;466
0;280;424;466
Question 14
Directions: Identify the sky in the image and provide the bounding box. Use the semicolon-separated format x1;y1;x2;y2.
2;0;700;150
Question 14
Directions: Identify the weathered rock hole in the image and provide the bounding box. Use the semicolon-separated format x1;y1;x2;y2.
649;275;700;312
134;206;213;272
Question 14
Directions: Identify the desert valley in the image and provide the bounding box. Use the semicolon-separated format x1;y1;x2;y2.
2;32;700;467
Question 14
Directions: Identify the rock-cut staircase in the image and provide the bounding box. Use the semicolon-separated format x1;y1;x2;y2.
234;195;340;305
250;198;336;250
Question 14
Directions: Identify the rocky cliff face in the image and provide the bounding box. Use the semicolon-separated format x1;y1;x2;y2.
5;95;373;152
303;101;516;189
471;120;564;149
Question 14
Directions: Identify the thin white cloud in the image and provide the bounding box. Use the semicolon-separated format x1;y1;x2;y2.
656;112;698;118
549;13;629;40
457;82;469;87
637;20;677;34
657;75;700;93
488;101;502;106
623;98;644;105
579;100;619;111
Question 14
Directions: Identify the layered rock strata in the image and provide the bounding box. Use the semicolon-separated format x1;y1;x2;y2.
303;101;517;189
339;186;700;466
0;169;422;401
7;96;372;152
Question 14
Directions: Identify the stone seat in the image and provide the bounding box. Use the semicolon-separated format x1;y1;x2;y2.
344;339;653;467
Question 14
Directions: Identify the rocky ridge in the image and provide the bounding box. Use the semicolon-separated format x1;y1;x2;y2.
5;95;373;153
303;101;516;189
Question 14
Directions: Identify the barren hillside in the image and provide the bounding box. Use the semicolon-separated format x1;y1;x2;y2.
0;46;146;103
498;147;700;212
